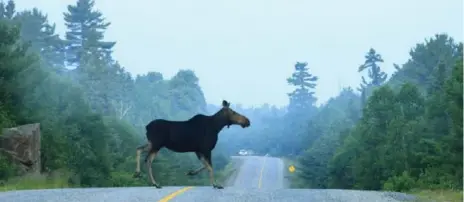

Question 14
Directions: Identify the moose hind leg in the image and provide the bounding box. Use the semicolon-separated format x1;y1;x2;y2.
146;149;162;188
134;143;151;178
200;152;223;189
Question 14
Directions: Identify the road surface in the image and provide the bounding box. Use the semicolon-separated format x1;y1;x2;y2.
0;156;417;202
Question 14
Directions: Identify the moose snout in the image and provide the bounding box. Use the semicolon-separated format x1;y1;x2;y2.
241;118;251;128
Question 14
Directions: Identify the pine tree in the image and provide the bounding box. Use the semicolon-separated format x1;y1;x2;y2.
358;48;388;87
63;0;115;67
287;62;318;113
0;2;5;19
14;8;65;72
3;0;15;19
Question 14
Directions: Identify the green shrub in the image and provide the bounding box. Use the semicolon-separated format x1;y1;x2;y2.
383;171;416;192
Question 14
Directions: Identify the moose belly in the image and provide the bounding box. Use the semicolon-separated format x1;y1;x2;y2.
164;134;217;153
164;141;198;153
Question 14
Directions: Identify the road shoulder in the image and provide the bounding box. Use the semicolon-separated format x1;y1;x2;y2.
224;157;245;186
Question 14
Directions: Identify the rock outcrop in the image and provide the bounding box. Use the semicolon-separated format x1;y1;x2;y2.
0;123;41;174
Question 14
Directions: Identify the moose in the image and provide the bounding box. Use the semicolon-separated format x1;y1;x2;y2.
133;100;251;189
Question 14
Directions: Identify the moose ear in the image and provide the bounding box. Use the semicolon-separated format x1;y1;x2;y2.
222;100;230;107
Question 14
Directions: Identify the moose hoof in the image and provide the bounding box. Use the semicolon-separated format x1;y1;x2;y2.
151;182;162;189
186;170;196;176
133;172;141;178
213;184;224;189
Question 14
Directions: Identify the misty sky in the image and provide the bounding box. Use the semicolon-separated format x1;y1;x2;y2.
13;0;463;107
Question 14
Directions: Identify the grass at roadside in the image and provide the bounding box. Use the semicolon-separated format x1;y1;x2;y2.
281;157;304;188
409;189;463;202
0;171;72;192
218;157;242;186
281;156;463;202
0;158;242;192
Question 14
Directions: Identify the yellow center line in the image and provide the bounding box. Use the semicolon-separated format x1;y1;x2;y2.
257;157;267;188
158;186;194;202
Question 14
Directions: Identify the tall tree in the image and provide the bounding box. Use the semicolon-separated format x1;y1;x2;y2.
280;62;319;156
295;88;361;189
0;18;33;126
358;48;388;87
1;0;15;19
357;48;387;109
0;1;5;19
389;34;462;91
442;59;463;187
287;62;318;114
169;70;207;118
128;72;168;127
14;8;65;72
63;0;115;67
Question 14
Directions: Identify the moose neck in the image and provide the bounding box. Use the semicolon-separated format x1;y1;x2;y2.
210;111;229;134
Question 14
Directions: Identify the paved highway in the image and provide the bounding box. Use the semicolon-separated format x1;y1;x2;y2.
0;156;417;202
231;156;285;189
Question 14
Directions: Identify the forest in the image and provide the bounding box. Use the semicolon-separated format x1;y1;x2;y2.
222;33;462;194
0;0;231;188
0;0;462;198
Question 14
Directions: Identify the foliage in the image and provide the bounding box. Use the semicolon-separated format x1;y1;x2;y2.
216;32;463;194
0;0;231;188
288;34;463;192
0;0;461;194
0;170;72;191
213;33;462;194
408;189;463;202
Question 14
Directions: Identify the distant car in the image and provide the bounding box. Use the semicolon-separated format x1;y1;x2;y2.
238;149;248;156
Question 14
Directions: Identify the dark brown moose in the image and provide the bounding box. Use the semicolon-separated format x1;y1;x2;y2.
134;100;251;189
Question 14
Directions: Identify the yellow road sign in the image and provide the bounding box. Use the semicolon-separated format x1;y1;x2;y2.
288;165;295;173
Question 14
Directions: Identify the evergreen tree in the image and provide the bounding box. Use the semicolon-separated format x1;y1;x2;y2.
63;0;115;67
280;62;319;156
3;0;15;19
442;59;463;187
358;48;388;87
0;18;33;126
389;34;462;91
0;2;5;19
169;70;207;118
287;62;318;114
14;8;65;72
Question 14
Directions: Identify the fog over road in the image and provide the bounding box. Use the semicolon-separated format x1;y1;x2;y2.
231;156;285;189
0;156;417;202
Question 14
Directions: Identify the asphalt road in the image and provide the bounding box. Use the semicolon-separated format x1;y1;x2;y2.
0;156;418;202
231;156;284;189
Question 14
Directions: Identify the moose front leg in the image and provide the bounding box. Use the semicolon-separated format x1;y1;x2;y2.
200;152;223;189
145;150;162;189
